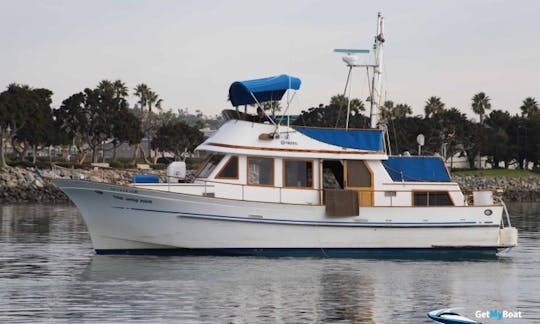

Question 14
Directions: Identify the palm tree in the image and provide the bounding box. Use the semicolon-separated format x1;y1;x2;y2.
380;100;394;122
112;80;128;99
134;83;161;113
471;92;491;124
424;96;445;118
133;84;163;163
394;103;413;119
520;97;538;118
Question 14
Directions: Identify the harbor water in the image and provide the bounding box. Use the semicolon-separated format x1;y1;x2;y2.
0;203;538;323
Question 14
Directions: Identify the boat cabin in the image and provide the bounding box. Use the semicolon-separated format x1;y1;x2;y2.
134;74;465;211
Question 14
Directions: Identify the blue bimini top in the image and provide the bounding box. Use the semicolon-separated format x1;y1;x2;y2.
228;74;301;106
382;156;451;182
294;127;384;151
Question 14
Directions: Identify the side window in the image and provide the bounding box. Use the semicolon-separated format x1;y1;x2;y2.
248;157;274;186
284;160;313;188
216;156;239;179
413;191;453;206
195;154;224;178
346;160;371;187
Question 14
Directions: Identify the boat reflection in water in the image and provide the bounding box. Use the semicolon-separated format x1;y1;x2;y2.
80;253;519;323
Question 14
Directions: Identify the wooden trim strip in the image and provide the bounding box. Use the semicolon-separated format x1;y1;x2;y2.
206;142;385;155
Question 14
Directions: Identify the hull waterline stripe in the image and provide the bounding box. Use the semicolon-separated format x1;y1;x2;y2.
112;206;496;228
94;247;501;257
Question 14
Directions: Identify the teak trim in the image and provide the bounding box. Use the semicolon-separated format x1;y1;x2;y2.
206;142;384;155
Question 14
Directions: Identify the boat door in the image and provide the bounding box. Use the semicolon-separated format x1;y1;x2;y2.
344;160;373;207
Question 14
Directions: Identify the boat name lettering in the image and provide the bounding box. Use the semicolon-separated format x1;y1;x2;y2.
109;187;138;194
280;140;298;145
114;195;152;204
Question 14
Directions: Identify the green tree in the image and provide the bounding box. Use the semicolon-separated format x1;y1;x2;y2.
424;96;445;118
471;92;491;124
380;100;395;122
393;103;413;119
55;81;135;163
151;121;204;160
380;101;412;122
133;83;163;163
387;116;426;155
0;84;56;165
520;97;539;118
485;110;513;168
295;94;367;128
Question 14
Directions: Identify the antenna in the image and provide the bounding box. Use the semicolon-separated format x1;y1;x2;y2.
333;50;370;130
370;12;385;129
333;12;385;130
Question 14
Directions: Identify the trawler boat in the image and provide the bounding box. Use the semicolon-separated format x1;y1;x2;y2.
53;14;517;257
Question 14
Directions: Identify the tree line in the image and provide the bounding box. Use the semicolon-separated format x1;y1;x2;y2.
295;93;540;170
1;80;538;170
0;80;206;168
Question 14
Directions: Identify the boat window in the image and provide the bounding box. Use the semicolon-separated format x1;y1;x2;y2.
247;157;274;186
195;154;224;178
216;156;239;179
284;160;313;188
413;191;453;206
346;160;371;187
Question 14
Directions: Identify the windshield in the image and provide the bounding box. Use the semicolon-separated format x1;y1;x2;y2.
195;154;224;178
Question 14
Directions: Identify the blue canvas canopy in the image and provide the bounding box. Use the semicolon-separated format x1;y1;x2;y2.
295;127;384;151
229;74;301;107
382;156;451;182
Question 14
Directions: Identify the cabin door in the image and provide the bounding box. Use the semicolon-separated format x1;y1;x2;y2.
344;160;373;207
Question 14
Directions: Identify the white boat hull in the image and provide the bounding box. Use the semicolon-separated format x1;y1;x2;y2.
54;179;515;257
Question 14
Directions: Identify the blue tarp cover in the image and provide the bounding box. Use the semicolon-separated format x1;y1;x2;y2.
229;74;301;106
382;156;451;182
294;127;384;151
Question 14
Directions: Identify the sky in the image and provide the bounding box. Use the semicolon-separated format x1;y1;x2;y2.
1;0;539;119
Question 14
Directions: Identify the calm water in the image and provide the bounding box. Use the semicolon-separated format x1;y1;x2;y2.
0;203;538;323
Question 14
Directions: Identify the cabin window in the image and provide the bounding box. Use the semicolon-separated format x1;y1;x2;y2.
195;154;224;178
413;191;453;206
284;160;313;188
216;156;239;179
247;157;274;186
346;160;371;187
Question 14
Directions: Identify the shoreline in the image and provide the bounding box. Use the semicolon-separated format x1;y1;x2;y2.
0;166;538;204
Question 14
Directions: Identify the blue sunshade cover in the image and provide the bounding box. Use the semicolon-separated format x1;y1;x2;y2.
229;74;301;106
295;127;384;151
382;156;451;182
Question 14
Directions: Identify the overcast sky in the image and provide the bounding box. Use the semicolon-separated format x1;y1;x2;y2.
2;0;539;119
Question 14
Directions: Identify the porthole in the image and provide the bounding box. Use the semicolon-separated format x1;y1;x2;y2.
484;209;493;216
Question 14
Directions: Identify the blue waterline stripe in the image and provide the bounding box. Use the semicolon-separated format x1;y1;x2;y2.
112;206;492;227
95;247;500;258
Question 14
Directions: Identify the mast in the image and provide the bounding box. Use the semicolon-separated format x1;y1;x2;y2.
369;12;385;129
